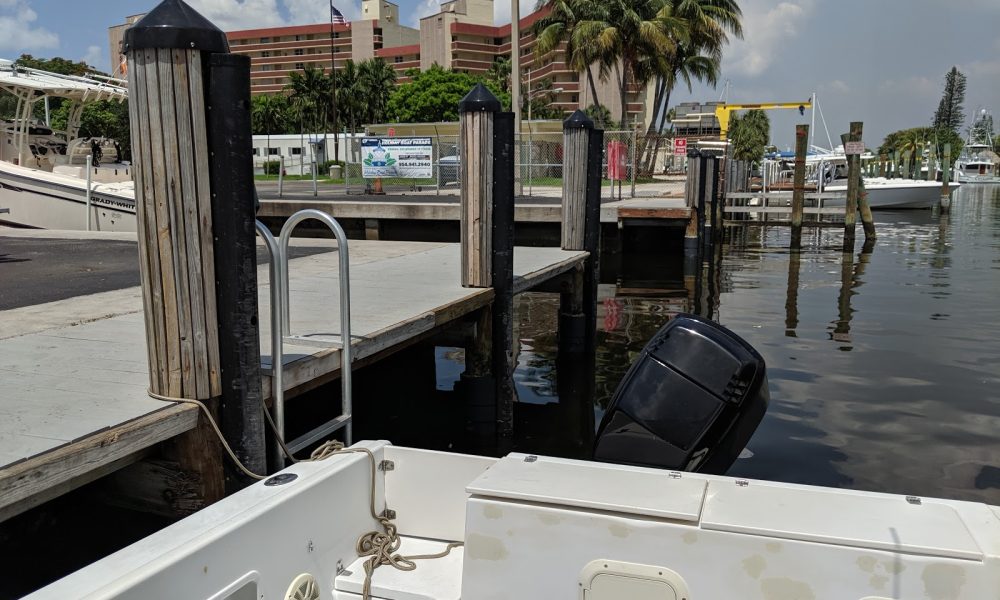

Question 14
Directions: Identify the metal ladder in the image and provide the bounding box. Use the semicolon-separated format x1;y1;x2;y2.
255;209;353;466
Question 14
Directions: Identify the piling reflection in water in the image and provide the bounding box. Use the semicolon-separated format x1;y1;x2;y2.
483;185;1000;503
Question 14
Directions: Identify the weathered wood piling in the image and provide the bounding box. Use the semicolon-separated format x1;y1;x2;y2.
125;0;265;498
790;124;808;249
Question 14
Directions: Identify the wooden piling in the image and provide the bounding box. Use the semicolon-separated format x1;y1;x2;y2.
941;143;952;211
490;110;516;449
684;150;702;255
124;0;232;503
842;122;864;250
459;83;498;288
791;124;808;248
561;111;590;251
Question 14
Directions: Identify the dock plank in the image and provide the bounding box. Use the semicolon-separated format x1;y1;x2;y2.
0;238;586;520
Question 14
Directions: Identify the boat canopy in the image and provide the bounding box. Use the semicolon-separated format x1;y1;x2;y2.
0;59;127;102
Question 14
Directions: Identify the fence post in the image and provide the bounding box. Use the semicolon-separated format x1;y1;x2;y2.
125;0;266;499
791;124;808;249
277;155;284;197
630;127;638;198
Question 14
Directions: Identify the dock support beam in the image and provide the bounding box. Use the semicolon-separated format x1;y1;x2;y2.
683;149;702;257
125;0;265;498
791;124;808;249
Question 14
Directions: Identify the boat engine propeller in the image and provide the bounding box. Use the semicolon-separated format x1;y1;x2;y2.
594;314;769;475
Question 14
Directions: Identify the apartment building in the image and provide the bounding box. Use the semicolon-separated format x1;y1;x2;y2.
108;13;146;78
420;0;646;125
111;0;650;125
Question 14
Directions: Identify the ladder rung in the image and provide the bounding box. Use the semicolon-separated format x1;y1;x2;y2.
286;414;352;454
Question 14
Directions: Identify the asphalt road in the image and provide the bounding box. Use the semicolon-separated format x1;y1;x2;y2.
0;237;330;311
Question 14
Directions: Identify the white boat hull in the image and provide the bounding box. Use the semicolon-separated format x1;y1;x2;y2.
824;179;959;209
956;173;1000;184
27;442;1000;600
0;162;136;231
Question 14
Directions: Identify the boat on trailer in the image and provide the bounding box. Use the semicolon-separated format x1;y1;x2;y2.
25;316;1000;600
0;59;136;231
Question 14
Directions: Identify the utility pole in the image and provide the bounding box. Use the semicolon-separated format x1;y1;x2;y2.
329;0;340;163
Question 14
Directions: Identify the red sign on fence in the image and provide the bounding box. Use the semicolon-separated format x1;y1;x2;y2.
607;141;627;181
673;137;688;156
387;127;396;137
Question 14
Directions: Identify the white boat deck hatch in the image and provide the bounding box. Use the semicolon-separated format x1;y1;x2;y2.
466;454;707;522
702;482;984;561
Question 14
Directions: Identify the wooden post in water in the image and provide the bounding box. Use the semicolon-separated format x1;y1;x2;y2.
841;122;868;249
683;149;702;256
125;0;265;496
941;143;952;211
458;84;518;452
790;124;808;249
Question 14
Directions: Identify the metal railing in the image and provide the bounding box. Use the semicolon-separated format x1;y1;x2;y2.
278;209;354;449
254;220;286;467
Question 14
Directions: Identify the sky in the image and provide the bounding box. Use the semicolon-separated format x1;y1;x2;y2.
2;0;998;148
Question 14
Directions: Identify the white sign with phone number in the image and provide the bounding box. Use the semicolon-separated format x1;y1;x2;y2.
361;137;433;179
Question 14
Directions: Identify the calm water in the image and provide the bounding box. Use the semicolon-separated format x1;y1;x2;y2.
444;185;1000;504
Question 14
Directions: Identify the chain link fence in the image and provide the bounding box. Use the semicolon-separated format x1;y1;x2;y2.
262;130;661;200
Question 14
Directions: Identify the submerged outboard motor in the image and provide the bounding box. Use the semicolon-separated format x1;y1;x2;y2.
594;314;768;474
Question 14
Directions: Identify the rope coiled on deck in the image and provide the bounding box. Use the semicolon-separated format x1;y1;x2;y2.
148;391;461;600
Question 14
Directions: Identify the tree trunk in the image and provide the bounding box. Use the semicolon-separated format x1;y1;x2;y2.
617;61;629;129
586;65;600;119
638;77;666;175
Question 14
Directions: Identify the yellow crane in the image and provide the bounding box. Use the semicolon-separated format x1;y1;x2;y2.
714;101;812;141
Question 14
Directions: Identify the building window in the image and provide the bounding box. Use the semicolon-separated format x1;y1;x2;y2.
268;148;279;155
307;34;315;40
291;147;303;155
333;32;340;39
252;148;259;156
394;56;403;63
261;51;270;58
294;48;304;56
295;62;304;70
260;37;270;43
295;35;302;41
572;94;578;102
261;64;272;71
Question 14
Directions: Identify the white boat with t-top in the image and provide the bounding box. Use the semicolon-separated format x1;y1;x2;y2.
0;59;136;231
955;109;999;184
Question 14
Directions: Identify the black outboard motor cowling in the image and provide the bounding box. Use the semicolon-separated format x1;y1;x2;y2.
594;314;768;474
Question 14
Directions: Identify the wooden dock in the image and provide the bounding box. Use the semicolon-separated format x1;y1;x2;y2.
0;231;585;521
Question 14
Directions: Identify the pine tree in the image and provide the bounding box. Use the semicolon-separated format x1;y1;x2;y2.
932;67;966;133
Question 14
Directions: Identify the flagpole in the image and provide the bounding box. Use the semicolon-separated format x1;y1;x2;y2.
330;1;340;163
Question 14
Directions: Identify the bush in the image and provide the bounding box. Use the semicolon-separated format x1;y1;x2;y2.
263;160;282;175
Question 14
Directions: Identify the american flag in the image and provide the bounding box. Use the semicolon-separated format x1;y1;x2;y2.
330;2;347;24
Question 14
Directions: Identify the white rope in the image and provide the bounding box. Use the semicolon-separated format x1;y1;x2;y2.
147;390;461;600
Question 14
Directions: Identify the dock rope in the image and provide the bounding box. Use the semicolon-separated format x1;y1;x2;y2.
147;390;461;600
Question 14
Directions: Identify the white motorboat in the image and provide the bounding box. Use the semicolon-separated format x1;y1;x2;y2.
762;149;959;209
25;442;1000;600
824;177;959;209
0;60;137;231
954;109;999;184
24;315;1000;600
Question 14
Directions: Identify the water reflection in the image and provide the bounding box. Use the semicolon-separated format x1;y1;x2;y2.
496;185;1000;503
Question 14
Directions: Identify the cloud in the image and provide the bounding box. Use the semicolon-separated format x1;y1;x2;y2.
410;0;440;27
284;0;360;24
494;0;535;27
186;0;285;31
722;0;815;78
819;80;850;95
876;76;937;98
0;0;58;52
81;45;102;69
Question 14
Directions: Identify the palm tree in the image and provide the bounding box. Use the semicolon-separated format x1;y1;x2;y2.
285;64;332;134
335;60;363;134
533;0;604;121
641;0;742;173
575;0;689;127
251;94;286;164
728;109;770;163
485;56;511;94
357;58;397;125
